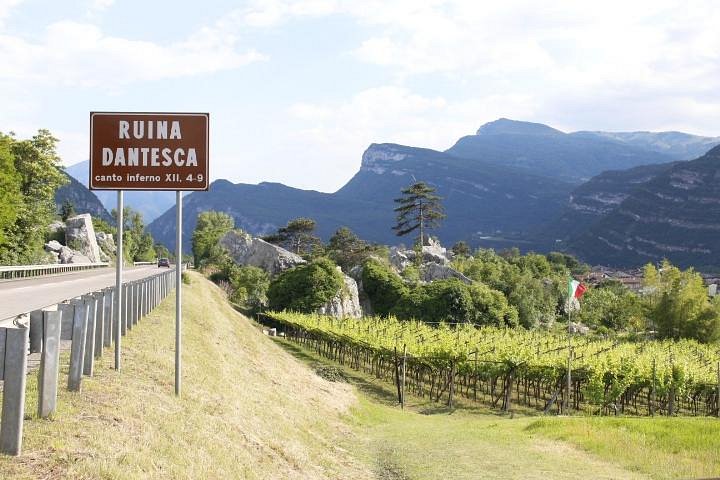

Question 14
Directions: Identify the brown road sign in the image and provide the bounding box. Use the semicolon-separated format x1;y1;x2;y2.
89;112;209;191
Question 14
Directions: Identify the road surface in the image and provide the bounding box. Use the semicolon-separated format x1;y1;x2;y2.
0;265;172;322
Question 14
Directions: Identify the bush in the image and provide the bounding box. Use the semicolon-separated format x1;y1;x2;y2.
267;258;344;313
227;265;269;309
361;259;408;316
391;278;518;326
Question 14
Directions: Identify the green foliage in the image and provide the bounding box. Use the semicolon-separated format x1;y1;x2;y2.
60;199;76;221
644;261;720;342
451;240;470;258
576;288;646;331
393;181;445;246
391;278;518;326
223;263;270;309
267;258;344;313
154;243;171;260
546;251;590;276
326;226;372;272
0;134;21;249
453;248;565;328
361;258;408;317
182;272;191;285
0;130;67;264
265;217;322;258
92;216;114;235
191;211;234;267
111;207;156;263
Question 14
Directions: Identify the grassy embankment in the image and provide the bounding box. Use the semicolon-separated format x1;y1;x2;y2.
1;271;718;479
0;271;370;479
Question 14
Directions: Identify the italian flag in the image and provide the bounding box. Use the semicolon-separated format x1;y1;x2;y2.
568;278;587;300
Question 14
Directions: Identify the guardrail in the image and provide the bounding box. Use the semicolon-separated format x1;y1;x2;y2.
0;268;177;455
132;261;156;266
0;263;109;280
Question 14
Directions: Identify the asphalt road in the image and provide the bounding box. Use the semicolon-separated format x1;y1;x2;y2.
0;265;173;322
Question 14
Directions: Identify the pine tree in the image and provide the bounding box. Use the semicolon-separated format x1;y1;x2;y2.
393;181;445;246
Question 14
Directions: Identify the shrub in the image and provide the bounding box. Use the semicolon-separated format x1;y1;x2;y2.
361;259;408;316
267;258;344;313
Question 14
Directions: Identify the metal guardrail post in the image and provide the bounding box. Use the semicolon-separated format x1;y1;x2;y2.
59;302;75;341
94;292;104;358
29;310;43;353
68;299;88;391
104;288;114;347
83;295;97;376
0;325;29;456
38;310;61;418
119;284;128;337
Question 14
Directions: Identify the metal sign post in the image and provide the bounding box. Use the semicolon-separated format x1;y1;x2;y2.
115;191;123;370
175;191;182;396
89;112;208;395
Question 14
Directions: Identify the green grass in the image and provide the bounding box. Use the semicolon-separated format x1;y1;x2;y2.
0;271;371;479
274;340;653;480
525;416;720;479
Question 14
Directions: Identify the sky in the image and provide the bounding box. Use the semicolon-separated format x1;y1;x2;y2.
2;0;720;193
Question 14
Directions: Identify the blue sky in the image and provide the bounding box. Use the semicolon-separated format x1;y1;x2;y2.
1;0;720;192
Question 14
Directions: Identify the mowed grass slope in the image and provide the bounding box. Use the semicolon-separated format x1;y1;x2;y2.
0;271;371;479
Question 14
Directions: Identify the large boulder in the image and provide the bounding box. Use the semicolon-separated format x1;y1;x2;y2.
422;263;473;284
96;232;116;261
58;246;92;264
317;269;363;318
65;214;102;263
348;265;374;316
220;230;305;275
422;237;450;265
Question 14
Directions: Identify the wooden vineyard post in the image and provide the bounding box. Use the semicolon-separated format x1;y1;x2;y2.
401;344;407;410
448;361;456;408
394;347;402;405
717;361;720;418
650;358;656;416
474;350;478;401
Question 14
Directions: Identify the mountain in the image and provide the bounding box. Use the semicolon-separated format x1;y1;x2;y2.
148;143;575;252
65;160;174;223
567;145;720;269
55;170;113;223
446;119;684;183
538;161;678;248
575;131;720;160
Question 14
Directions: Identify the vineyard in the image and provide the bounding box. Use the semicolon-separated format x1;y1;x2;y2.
261;312;720;417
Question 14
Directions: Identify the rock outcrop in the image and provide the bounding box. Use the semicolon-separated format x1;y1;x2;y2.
220;230;305;275
96;232;116;261
44;240;92;264
65;214;102;263
317;269;363;318
348;265;374;316
422;263;472;284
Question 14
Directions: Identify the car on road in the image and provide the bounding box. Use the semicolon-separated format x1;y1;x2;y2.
157;258;170;268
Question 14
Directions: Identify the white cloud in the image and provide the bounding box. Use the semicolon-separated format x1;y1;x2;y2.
279;86;545;191
0;20;267;89
0;0;23;27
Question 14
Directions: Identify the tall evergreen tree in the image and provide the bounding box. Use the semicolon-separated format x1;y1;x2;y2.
393;181;445;246
265;217;322;257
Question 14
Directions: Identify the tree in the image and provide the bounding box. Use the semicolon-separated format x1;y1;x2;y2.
267;258;344;312
326;226;371;272
644;260;720;342
393;181;445;246
111;207;157;263
361;258;408;316
191;211;234;267
265;217;322;257
60;199;76;221
451;241;471;258
223;264;270;310
0;130;67;264
0;134;20;250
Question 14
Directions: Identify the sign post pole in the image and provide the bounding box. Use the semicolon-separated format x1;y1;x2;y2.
115;190;123;371
175;191;182;396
